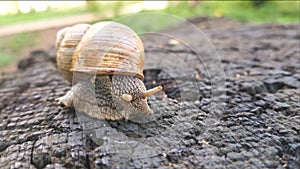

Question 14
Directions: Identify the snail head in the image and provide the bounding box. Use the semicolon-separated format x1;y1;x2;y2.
111;75;162;122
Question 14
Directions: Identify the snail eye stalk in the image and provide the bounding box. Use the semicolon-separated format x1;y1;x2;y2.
142;86;163;98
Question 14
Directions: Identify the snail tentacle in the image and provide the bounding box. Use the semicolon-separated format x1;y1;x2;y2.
142;86;163;98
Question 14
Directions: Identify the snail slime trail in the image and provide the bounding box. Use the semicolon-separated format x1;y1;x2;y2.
55;21;162;121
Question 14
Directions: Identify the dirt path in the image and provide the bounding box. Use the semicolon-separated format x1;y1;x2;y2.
0;13;100;37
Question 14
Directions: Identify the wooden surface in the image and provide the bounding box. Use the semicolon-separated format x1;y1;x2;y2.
0;17;299;169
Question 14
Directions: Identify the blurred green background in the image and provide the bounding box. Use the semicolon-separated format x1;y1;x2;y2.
0;1;299;72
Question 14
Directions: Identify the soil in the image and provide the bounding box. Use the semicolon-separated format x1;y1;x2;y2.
0;16;299;169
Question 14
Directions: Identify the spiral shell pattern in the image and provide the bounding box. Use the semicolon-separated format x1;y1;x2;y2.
56;21;145;82
56;24;90;82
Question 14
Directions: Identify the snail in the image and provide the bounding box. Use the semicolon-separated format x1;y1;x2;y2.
55;21;162;121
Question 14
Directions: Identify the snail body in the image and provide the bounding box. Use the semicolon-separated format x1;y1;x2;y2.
55;21;162;121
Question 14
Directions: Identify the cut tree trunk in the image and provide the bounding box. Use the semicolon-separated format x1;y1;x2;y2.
0;17;299;169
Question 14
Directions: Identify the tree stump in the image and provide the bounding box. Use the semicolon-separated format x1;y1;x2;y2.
0;17;299;169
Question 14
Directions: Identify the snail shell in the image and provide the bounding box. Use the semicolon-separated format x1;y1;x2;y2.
56;24;90;82
56;22;144;82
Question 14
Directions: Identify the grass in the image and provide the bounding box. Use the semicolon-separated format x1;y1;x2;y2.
0;1;298;26
0;53;14;67
113;13;181;33
3;32;36;53
0;32;37;67
162;1;299;23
